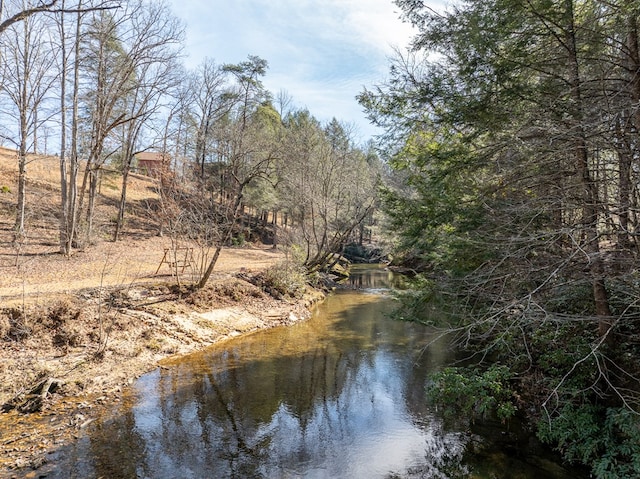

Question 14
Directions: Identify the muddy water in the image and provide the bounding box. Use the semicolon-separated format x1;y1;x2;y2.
48;266;587;478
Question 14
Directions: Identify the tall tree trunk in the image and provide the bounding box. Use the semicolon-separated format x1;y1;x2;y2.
15;143;27;241
14;28;30;241
616;138;632;250
565;0;612;338
64;3;82;253
623;12;640;250
58;0;69;253
15;64;28;240
86;167;98;242
113;163;129;241
114;141;134;241
627;11;640;133
32;108;38;154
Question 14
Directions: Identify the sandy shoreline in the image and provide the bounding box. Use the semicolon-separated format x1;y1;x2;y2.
0;274;324;477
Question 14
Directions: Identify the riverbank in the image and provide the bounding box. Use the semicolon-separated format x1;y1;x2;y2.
0;272;324;476
0;149;328;476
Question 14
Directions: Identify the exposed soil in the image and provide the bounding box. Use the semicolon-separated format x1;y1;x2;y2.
0;150;324;477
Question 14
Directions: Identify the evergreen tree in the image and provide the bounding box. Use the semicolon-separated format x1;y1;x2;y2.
361;1;640;475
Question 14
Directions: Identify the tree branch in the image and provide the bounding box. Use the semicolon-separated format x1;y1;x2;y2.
0;0;120;34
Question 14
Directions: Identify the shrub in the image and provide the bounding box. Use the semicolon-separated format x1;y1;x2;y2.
261;260;308;299
427;364;518;424
5;308;30;341
47;300;80;328
537;405;640;479
52;328;82;349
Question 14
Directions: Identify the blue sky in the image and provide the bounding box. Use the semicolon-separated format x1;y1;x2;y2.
166;0;444;143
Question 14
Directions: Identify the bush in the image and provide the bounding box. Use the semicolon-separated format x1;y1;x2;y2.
545;281;596;316
4;308;30;341
230;232;245;247
427;364;518;424
46;300;80;328
261;260;308;299
537;405;640;479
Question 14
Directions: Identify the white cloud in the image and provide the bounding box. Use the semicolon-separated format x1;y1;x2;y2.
167;0;430;141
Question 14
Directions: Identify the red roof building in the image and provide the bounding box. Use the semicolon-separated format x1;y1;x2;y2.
136;152;169;177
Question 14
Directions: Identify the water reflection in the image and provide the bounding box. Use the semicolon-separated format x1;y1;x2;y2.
52;268;585;478
343;264;401;291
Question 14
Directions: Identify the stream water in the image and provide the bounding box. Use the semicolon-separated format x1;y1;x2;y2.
49;266;588;478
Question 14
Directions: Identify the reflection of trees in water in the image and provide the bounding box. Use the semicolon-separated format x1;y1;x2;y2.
384;425;469;479
56;405;148;479
61;286;460;477
346;266;399;290
50;270;585;478
136;345;357;477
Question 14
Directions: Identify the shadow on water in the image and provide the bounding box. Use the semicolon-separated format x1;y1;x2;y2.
45;266;588;479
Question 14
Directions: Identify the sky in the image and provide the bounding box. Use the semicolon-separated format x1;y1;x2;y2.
166;0;443;143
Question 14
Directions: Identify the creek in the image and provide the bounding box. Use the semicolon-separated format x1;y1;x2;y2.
48;266;588;478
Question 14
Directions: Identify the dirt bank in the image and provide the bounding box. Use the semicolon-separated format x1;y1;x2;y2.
0;258;324;478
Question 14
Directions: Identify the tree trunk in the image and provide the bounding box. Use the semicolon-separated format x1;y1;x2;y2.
616;142;632;250
114;160;130;241
86;167;98;242
14;30;29;241
564;0;612;337
32;108;38;154
197;191;244;289
58;0;69;254
14;146;27;241
622;13;640;251
63;4;82;254
65;130;79;252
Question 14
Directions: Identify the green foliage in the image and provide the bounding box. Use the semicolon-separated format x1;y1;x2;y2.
230;233;245;247
381;129;493;278
544;282;596;316
390;274;454;326
427;364;517;424
363;0;640;476
605;275;640;318
528;321;597;380
537;405;640;479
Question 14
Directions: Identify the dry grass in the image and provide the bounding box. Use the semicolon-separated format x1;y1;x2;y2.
0;149;283;302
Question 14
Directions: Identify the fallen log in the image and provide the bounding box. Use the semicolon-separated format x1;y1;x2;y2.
1;377;63;413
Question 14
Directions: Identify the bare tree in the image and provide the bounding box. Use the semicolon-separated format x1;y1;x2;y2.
112;0;183;241
280;114;377;272
61;0;85;254
0;7;57;240
56;0;86;254
1;0;63;34
197;56;280;288
186;58;233;181
73;0;178;244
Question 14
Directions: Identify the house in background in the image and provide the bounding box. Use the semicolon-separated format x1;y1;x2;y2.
135;152;170;177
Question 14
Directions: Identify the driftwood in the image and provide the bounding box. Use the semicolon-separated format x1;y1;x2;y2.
1;377;63;413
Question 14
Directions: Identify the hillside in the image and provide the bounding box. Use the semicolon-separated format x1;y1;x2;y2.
0;149;283;298
0;149;320;475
